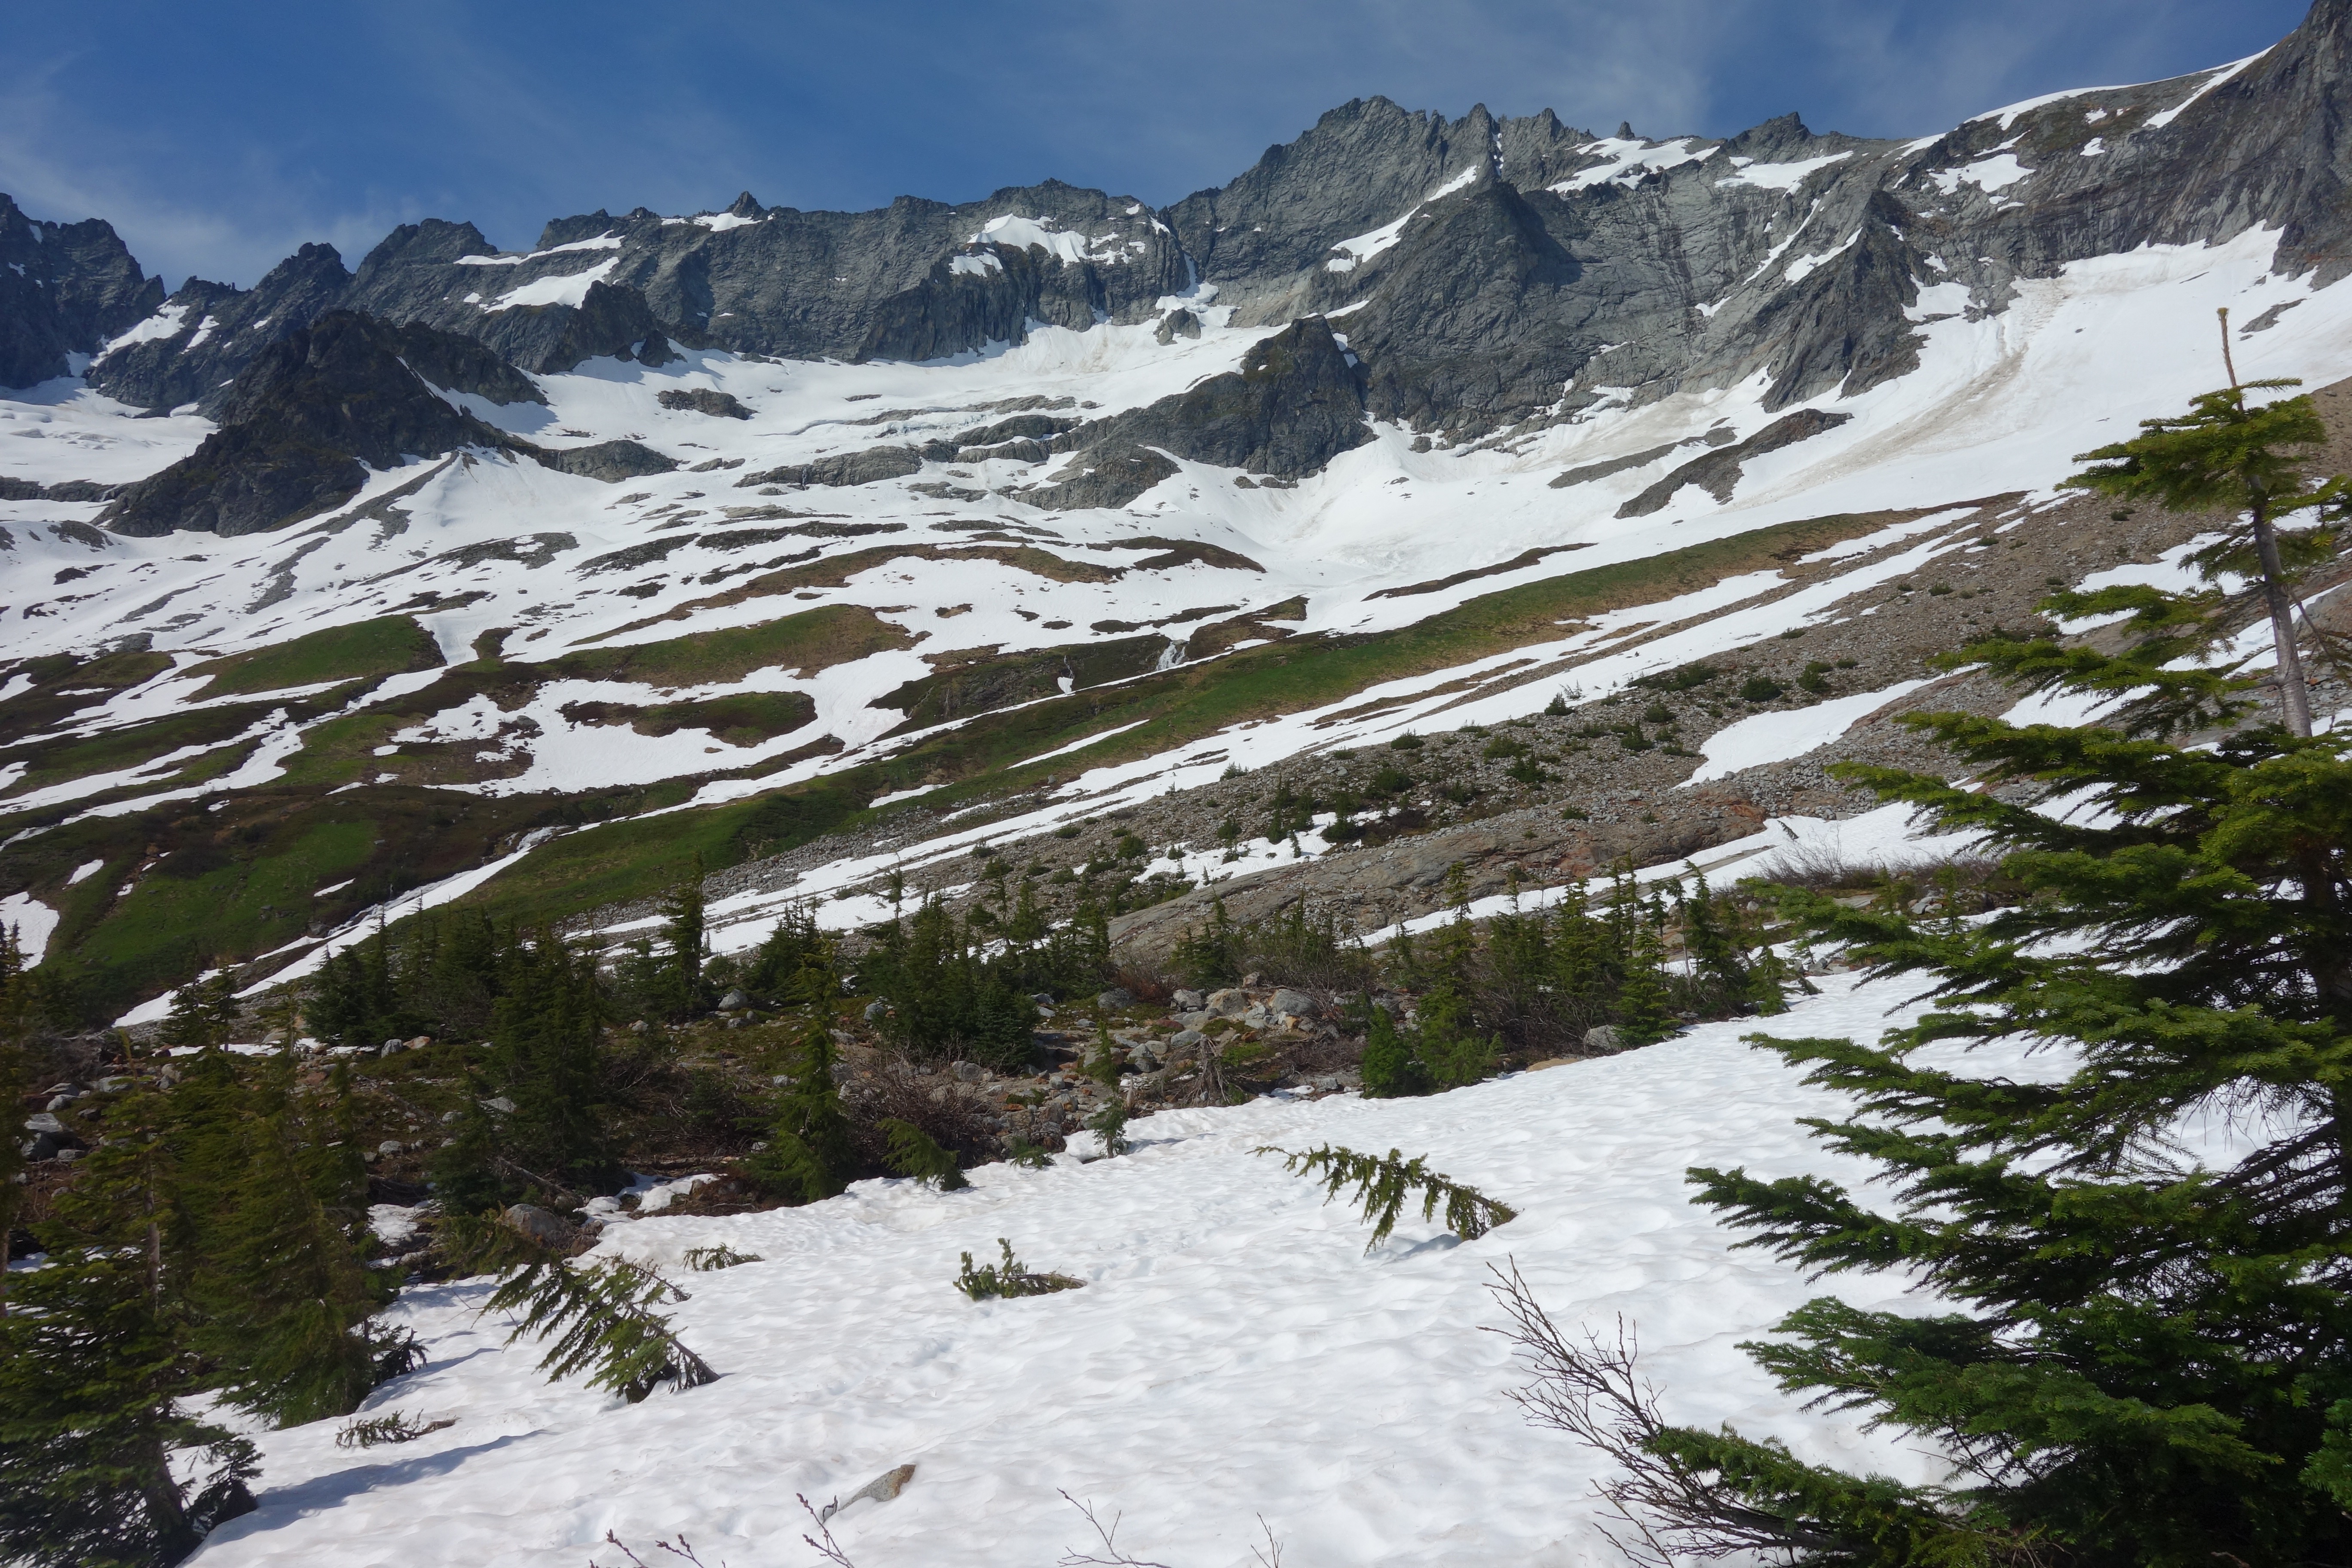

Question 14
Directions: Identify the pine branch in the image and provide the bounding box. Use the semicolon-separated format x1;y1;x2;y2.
488;1256;715;1403
955;1238;1083;1300
1256;1144;1515;1253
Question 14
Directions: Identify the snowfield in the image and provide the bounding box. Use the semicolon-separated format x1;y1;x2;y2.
194;973;1986;1568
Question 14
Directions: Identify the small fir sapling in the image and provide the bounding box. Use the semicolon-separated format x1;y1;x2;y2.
681;1244;763;1271
880;1118;970;1189
1257;1144;1517;1252
334;1412;456;1449
954;1238;1084;1300
1085;1094;1131;1158
439;1214;717;1403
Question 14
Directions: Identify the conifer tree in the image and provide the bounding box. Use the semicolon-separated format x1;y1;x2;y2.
0;929;34;1313
1357;1002;1423;1099
1513;504;2352;1562
749;1016;857;1202
0;1083;256;1567
158;971;238;1052
487;932;620;1196
189;1056;390;1425
2062;326;2343;737
657;854;708;1013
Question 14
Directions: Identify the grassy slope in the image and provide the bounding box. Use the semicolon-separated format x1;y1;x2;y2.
185;615;444;697
464;507;1903;927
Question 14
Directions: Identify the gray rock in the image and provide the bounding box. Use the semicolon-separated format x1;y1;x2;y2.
1617;410;1854;518
1205;989;1250;1017
1269;989;1318;1019
23;1112;63;1136
719;989;752;1011
500;1204;575;1251
1096;987;1134;1010
1584;1025;1626;1053
532;439;677;482
656;388;752;419
864;1000;891;1023
738;444;925;490
484;1096;517;1115
1177;1011;1214;1031
953;1061;986;1082
101;312;541;538
377;1139;404;1156
0;193;162;390
1168;1029;1208;1052
22;1132;59;1161
1171;989;1205;1011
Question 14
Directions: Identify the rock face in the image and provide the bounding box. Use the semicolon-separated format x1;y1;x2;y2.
0;194;162;388
20;3;2352;458
101;312;536;537
88;242;353;412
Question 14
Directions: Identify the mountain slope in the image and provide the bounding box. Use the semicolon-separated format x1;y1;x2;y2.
3;3;2352;1024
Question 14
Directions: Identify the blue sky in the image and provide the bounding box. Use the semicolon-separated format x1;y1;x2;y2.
0;0;2312;289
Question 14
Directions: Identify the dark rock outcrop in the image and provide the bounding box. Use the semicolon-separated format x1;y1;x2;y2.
656;388;750;419
102;312;544;537
88;242;352;413
1617;409;1855;518
1036;317;1372;502
533;440;677;481
0;194;163;388
737;445;928;489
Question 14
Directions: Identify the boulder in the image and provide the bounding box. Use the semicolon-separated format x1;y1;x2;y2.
1168;1029;1207;1052
1171;988;1206;1011
1269;989;1318;1019
500;1204;575;1251
1205;988;1250;1017
406;1035;432;1050
1096;987;1134;1010
24;1112;64;1136
1177;1010;1214;1032
864;1000;891;1023
1584;1024;1626;1053
719;989;752;1011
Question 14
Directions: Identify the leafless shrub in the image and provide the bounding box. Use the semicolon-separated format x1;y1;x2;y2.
845;1053;998;1167
1483;1259;1803;1568
594;1528;726;1568
1056;1492;1282;1568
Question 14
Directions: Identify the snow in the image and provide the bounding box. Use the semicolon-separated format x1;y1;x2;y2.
1927;153;2033;196
2145;52;2269;132
96;302;190;357
1782;230;1860;285
1551;136;1712;193
1324;167;1481;272
947;252;1001;277
484;257;622;310
969;215;1127;267
0;891;60;965
454;234;624;267
1715;150;1853;191
194;971;1998;1568
66;857;105;885
1681;679;1929;784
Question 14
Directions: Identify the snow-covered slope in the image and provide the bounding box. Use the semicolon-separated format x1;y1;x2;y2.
192;972;1988;1568
9;5;2352;1018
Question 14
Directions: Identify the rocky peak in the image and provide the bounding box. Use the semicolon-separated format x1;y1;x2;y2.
0;193;163;388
